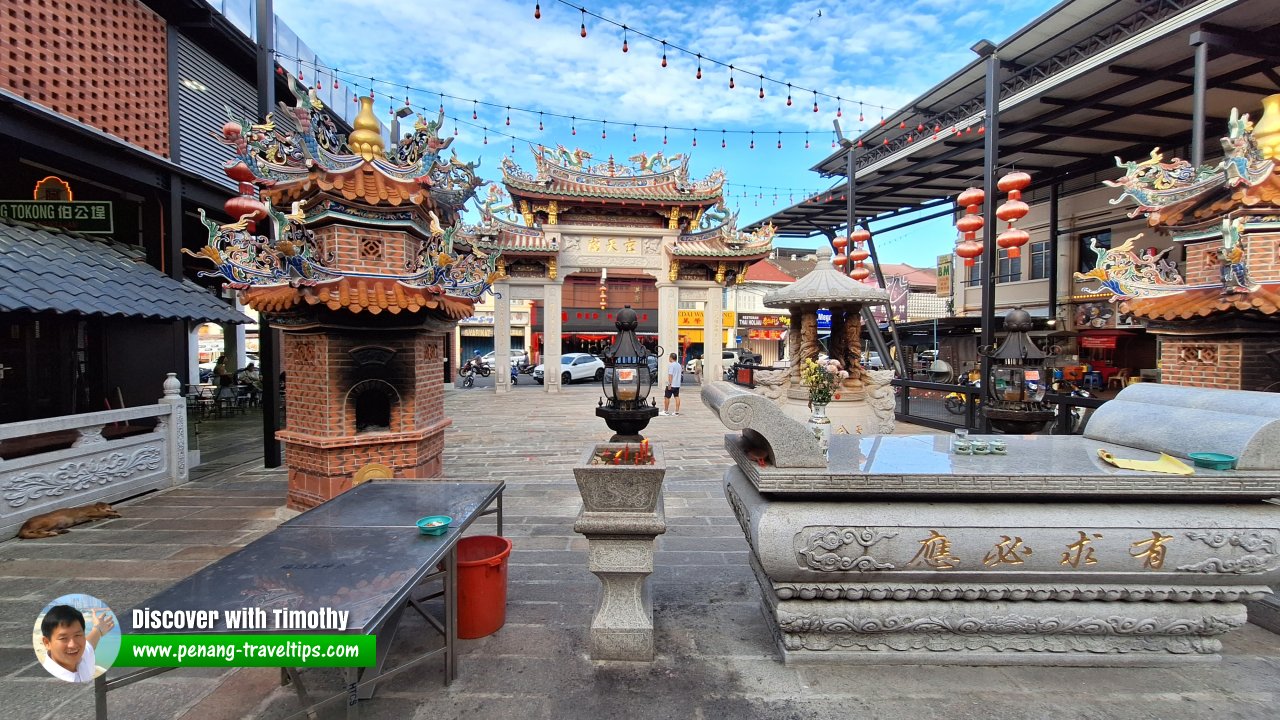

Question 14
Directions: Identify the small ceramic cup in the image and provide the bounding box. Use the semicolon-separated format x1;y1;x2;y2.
989;439;1007;455
953;440;971;455
971;440;990;455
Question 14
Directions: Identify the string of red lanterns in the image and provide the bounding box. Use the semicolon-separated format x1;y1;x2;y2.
274;50;956;156
849;226;872;281
996;171;1032;258
536;1;891;122
954;187;985;267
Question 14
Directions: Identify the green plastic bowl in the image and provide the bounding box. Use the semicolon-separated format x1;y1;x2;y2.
416;515;452;535
1188;452;1236;470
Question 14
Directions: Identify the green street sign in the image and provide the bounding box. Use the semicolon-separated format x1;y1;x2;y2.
0;200;114;234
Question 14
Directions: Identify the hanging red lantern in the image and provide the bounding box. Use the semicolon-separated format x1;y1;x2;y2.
224;183;267;232
850;226;871;244
957;187;985;210
995;199;1028;223
832;236;848;253
955;240;983;266
833;254;849;269
997;228;1031;257
850;244;870;263
997;171;1031;195
851;264;871;281
956;213;984;235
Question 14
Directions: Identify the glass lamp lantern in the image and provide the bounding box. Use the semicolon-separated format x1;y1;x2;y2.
982;307;1056;434
597;305;660;441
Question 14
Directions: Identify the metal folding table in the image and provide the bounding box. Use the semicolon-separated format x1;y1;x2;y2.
95;481;504;719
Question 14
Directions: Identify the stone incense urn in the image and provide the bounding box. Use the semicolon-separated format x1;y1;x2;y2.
572;441;667;661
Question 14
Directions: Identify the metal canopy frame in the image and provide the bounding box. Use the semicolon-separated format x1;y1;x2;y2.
747;0;1280;239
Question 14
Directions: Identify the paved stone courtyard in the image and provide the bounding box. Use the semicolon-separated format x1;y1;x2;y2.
1;385;1278;719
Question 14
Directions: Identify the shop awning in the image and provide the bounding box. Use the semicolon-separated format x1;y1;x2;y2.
0;220;249;324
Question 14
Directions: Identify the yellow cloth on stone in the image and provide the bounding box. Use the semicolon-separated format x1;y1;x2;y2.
1096;449;1195;475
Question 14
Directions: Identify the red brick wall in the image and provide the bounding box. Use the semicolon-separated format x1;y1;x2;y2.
314;225;420;277
1183;232;1280;286
0;0;169;157
1158;338;1243;390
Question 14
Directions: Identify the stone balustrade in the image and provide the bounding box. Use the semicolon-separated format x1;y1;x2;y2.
0;373;188;538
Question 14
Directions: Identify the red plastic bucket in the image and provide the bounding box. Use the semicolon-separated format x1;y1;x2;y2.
456;535;512;639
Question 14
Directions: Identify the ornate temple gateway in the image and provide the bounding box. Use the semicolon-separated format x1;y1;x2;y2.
459;146;775;391
187;83;496;509
1078;100;1280;392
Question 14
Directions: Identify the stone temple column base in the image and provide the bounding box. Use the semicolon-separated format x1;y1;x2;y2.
574;504;667;661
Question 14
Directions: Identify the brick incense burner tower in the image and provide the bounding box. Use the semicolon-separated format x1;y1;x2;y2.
190;83;496;509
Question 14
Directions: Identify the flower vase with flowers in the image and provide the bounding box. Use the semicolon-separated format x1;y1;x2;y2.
800;358;848;453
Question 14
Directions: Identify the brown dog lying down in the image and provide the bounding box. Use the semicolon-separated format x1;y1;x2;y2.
18;502;121;539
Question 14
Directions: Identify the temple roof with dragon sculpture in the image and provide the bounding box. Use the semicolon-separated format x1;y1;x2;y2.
457;145;775;271
183;73;499;323
1074;98;1280;328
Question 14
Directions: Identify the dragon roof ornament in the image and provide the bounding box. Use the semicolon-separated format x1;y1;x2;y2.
1080;104;1280;306
501;145;724;199
186;85;500;304
1103;107;1274;223
217;75;484;209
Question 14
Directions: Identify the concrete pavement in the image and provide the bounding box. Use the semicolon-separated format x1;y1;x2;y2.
1;385;1277;719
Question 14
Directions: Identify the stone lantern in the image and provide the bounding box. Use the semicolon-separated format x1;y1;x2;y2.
596;306;660;441
982;307;1056;434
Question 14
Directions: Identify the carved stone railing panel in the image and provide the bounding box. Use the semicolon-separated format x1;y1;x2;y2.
0;375;188;538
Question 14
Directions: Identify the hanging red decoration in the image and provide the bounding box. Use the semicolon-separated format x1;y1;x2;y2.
832;236;849;253
954;186;985;267
850;243;870;263
534;3;540;20
833;253;849;269
696;54;702;79
850;227;871;244
851;265;871;281
995;170;1032;257
661;41;668;67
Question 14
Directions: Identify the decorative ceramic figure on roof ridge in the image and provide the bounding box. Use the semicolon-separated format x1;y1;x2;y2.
1214;217;1258;295
1074;233;1186;300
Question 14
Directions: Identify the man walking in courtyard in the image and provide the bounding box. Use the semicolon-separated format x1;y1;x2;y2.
661;352;681;416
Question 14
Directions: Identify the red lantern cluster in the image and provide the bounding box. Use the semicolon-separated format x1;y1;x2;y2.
832;235;849;270
849;226;872;281
954;187;984;267
996;171;1032;258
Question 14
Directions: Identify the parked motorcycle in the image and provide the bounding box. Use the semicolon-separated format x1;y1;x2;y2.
944;379;981;415
510;362;519;385
1052;381;1093;434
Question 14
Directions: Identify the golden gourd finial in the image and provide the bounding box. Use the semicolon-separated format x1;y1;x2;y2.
349;96;385;161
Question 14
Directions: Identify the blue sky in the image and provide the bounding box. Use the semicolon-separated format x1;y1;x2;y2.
272;0;1057;268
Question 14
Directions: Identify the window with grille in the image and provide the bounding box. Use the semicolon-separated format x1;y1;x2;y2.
1030;241;1051;280
996;249;1021;284
359;237;384;260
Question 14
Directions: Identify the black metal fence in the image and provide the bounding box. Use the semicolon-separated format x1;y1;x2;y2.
893;378;1108;435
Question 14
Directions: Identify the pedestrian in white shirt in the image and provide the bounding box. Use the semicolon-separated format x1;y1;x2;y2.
661;352;682;415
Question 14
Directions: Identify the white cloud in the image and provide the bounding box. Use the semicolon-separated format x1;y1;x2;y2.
269;0;1055;266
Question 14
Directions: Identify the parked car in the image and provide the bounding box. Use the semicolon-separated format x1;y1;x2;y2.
723;348;762;365
480;350;528;368
533;353;606;385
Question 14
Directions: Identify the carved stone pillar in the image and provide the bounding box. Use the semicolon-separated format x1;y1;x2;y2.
494;282;512;394
543;282;563;393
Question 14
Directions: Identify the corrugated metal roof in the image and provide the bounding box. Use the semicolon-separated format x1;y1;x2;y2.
0;220;250;324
